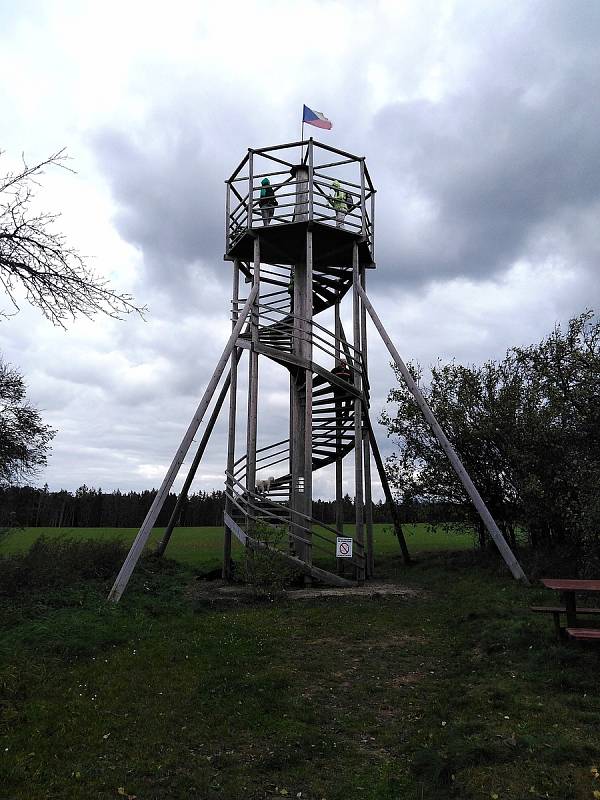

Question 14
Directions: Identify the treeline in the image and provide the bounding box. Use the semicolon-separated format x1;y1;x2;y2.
0;485;228;528
0;484;446;530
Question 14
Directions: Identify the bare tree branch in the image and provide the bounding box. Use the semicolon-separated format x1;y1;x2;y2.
0;149;146;327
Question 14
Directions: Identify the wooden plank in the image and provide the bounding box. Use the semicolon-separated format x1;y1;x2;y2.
530;606;600;614
107;283;259;602
566;628;600;641
541;579;600;591
357;283;529;585
224;512;248;546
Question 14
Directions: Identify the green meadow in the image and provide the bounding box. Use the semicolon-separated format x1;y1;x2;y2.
1;526;599;799
0;523;474;570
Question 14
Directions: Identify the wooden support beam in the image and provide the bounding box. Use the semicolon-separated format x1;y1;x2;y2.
224;261;241;579
304;229;314;565
157;346;243;558
352;242;365;582
246;237;261;497
334;300;344;537
107;283;259;602
357;284;529;585
363;412;412;564
360;267;374;577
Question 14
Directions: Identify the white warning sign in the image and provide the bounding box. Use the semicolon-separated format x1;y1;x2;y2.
336;537;353;558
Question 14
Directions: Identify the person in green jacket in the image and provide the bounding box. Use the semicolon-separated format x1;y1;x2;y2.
329;179;347;228
259;177;277;225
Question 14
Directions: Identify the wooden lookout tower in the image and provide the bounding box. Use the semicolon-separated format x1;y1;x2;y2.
108;139;528;602
221;138;402;586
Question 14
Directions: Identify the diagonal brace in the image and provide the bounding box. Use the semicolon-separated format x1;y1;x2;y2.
107;284;259;602
357;283;529;584
156;347;244;557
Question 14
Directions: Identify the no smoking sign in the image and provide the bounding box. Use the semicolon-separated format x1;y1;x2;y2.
336;537;353;558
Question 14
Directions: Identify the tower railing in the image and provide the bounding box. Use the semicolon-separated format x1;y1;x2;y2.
225;139;376;255
224;469;366;572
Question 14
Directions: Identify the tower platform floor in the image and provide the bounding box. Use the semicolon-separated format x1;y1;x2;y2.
226;220;375;268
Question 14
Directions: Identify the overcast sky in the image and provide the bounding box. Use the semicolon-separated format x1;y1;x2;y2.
1;0;598;501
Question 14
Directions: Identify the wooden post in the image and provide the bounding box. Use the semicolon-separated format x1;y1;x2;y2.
293;164;309;222
363;413;412;564
107;284;259;602
370;190;375;259
291;262;308;561
223;261;241;578
247;149;254;229
357;284;529;584
157;348;242;558
225;179;231;250
360;158;367;239
360;267;374;577
246;237;260;498
334;299;344;536
352;242;365;582
304;229;313;567
289;237;306;559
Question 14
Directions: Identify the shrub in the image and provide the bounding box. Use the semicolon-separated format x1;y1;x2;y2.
240;522;301;596
0;536;128;598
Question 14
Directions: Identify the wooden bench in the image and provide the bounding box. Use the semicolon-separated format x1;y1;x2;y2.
530;606;600;636
566;628;600;642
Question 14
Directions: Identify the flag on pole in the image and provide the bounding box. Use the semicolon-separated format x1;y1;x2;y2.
302;104;332;130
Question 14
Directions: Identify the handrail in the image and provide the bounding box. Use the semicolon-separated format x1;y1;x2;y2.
226;472;333;546
226;470;364;561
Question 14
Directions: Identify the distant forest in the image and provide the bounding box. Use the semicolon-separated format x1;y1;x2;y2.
0;485;429;529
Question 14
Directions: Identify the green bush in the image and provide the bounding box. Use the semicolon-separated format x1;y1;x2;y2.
0;536;128;597
240;522;301;596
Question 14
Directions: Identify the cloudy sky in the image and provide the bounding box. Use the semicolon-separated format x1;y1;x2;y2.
1;0;598;500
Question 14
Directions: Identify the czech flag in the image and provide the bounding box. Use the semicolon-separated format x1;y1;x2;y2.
303;104;332;130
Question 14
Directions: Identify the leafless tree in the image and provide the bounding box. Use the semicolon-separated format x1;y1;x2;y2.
0;148;145;326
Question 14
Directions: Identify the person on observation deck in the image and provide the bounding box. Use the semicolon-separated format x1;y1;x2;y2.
259;177;278;225
329;179;347;228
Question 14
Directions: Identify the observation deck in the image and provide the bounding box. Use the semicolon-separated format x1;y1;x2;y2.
225;139;376;268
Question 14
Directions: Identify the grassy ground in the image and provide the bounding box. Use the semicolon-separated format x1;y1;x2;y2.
1;532;600;799
0;523;475;571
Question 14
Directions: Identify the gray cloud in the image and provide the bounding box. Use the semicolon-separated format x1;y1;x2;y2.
368;2;600;309
2;0;599;499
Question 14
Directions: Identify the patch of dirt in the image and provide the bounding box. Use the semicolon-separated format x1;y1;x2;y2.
189;579;423;605
388;671;426;687
285;583;421;600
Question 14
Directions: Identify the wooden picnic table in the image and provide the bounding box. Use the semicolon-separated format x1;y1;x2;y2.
540;579;600;628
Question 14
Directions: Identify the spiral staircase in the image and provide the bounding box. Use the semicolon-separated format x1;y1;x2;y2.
224;259;369;585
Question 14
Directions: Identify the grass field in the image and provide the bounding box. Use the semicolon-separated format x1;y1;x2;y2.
0;523;475;570
2;528;600;799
